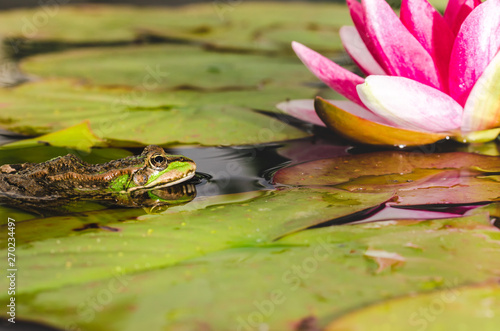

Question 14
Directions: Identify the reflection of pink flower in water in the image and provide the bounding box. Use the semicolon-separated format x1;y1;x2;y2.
278;0;500;146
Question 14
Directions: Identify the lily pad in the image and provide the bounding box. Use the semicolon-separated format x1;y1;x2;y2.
0;205;36;224
467;202;500;219
8;213;500;331
394;177;500;205
1;188;392;294
325;283;500;331
21;44;315;91
273;151;500;186
0;120;106;152
273;151;500;205
0;3;351;53
457;141;500;156
0;79;309;146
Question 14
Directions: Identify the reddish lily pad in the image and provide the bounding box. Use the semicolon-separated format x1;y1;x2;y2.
273;151;500;186
395;177;500;205
277;139;350;165
273;151;500;205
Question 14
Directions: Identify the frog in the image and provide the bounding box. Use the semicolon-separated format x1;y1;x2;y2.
0;145;196;214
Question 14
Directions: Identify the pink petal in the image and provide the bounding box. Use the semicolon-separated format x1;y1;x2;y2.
400;0;455;90
339;26;386;75
444;0;482;35
356;76;463;132
276;99;326;126
276;98;392;128
461;50;500;132
346;0;366;33
315;97;448;146
346;0;388;76
291;41;365;105
326;99;393;126
449;0;500;106
362;0;442;90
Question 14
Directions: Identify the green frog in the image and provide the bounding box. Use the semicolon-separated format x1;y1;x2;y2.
0;145;197;214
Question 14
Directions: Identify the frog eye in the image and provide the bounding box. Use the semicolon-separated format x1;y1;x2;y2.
149;154;167;169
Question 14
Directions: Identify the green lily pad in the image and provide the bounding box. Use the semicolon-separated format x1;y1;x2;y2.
8;28;339;147
21;44;314;91
0;120;106;152
457;141;500;156
5;42;324;147
1;2;449;56
467;202;500;219
325;283;500;331
0;206;36;225
0;187;392;294
9;213;500;331
473;167;500;173
428;0;449;11
0;3;350;53
0;79;309;146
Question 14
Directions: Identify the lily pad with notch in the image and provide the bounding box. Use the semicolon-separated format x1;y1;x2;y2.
0;120;106;153
21;44;321;92
8;213;500;331
1;187;393;294
0;79;310;146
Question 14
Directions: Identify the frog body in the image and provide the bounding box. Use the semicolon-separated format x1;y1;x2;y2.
0;145;196;213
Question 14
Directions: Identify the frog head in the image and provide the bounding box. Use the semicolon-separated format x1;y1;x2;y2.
126;145;196;193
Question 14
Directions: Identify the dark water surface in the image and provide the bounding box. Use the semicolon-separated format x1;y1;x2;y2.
0;131;344;198
2;127;497;206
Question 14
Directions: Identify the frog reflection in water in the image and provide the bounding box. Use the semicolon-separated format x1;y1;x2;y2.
0;145;197;214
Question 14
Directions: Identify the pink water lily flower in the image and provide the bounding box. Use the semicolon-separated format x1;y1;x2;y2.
278;0;500;146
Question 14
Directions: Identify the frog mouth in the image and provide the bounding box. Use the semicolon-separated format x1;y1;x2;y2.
127;171;196;193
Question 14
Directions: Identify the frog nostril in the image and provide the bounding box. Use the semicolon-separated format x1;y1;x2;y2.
134;173;148;186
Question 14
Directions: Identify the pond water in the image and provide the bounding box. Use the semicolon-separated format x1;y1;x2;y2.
2;127;499;223
0;130;332;215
